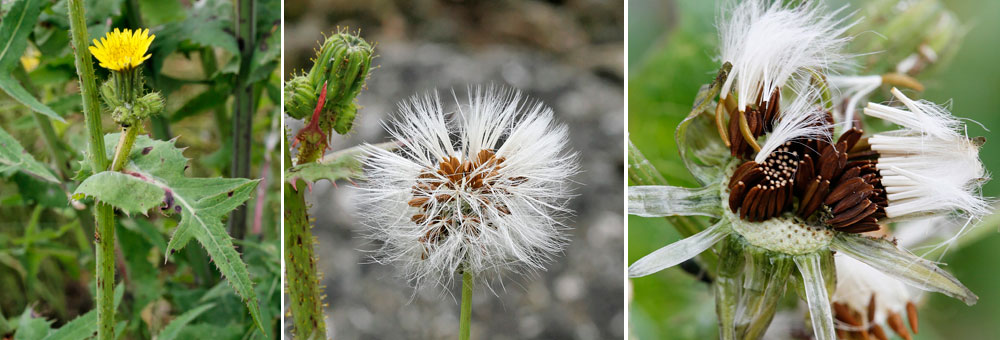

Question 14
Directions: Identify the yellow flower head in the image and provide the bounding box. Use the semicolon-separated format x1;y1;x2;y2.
89;28;155;71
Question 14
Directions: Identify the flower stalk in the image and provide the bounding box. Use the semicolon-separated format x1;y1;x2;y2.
460;269;473;340
67;0;115;339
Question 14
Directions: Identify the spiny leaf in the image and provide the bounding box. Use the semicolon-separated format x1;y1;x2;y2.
156;303;215;340
285;141;398;185
0;0;62;122
0;125;60;183
14;307;52;340
72;171;164;214
73;134;265;333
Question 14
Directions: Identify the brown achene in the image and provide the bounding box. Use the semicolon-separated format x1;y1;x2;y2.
720;88;889;233
832;293;919;340
406;149;524;259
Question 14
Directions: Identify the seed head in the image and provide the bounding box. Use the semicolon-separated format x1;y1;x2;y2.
360;85;578;289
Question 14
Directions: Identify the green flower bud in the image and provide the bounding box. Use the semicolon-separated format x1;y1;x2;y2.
110;91;163;126
308;33;373;104
327;102;357;135
284;75;316;120
135;92;165;120
100;79;123;109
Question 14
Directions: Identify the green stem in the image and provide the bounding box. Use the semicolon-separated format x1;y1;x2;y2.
68;1;115;339
228;0;256;242
110;126;139;172
459;269;473;340
284;138;327;339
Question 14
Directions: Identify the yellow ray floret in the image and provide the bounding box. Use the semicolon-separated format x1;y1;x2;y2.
89;28;155;71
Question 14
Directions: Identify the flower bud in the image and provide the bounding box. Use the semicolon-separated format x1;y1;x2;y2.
327;102;357;135
306;32;373;135
308;33;373;105
100;79;123;109
284;75;316;120
109;91;164;126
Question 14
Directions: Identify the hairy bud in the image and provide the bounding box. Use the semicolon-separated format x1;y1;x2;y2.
284;75;316;120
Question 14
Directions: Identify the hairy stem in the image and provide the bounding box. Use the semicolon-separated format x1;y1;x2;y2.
68;1;115;339
284;141;326;339
228;0;256;242
460;269;474;340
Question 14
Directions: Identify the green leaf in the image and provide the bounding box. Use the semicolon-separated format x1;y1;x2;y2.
12;173;69;207
156;303;215;340
13;307;52;340
0;0;41;70
0;125;60;183
73;134;265;333
41;285;124;340
72;171;164;214
0;0;62;122
0;75;63;121
285;141;398;185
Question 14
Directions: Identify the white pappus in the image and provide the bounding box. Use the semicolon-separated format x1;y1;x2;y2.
863;88;990;220
718;0;854;111
358;85;579;291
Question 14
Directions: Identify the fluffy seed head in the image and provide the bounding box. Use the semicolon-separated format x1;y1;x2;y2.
360;86;578;289
89;28;155;71
718;0;854;110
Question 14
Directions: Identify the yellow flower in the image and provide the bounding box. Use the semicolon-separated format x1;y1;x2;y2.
89;28;155;71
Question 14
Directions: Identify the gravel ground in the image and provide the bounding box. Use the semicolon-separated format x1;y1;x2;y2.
285;1;623;339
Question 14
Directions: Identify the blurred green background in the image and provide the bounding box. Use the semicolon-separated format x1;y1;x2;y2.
628;0;1000;338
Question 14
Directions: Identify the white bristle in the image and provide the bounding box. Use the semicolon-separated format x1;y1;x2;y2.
718;0;855;110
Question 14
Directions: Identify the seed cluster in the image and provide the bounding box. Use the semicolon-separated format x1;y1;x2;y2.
832;294;919;340
724;101;889;233
794;128;887;233
406;149;520;259
728;143;798;222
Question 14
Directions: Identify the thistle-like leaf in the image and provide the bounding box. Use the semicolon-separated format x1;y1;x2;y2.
627;185;722;218
285;140;398;185
72;134;265;332
0;125;60;183
14;307;52;340
831;233;978;305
